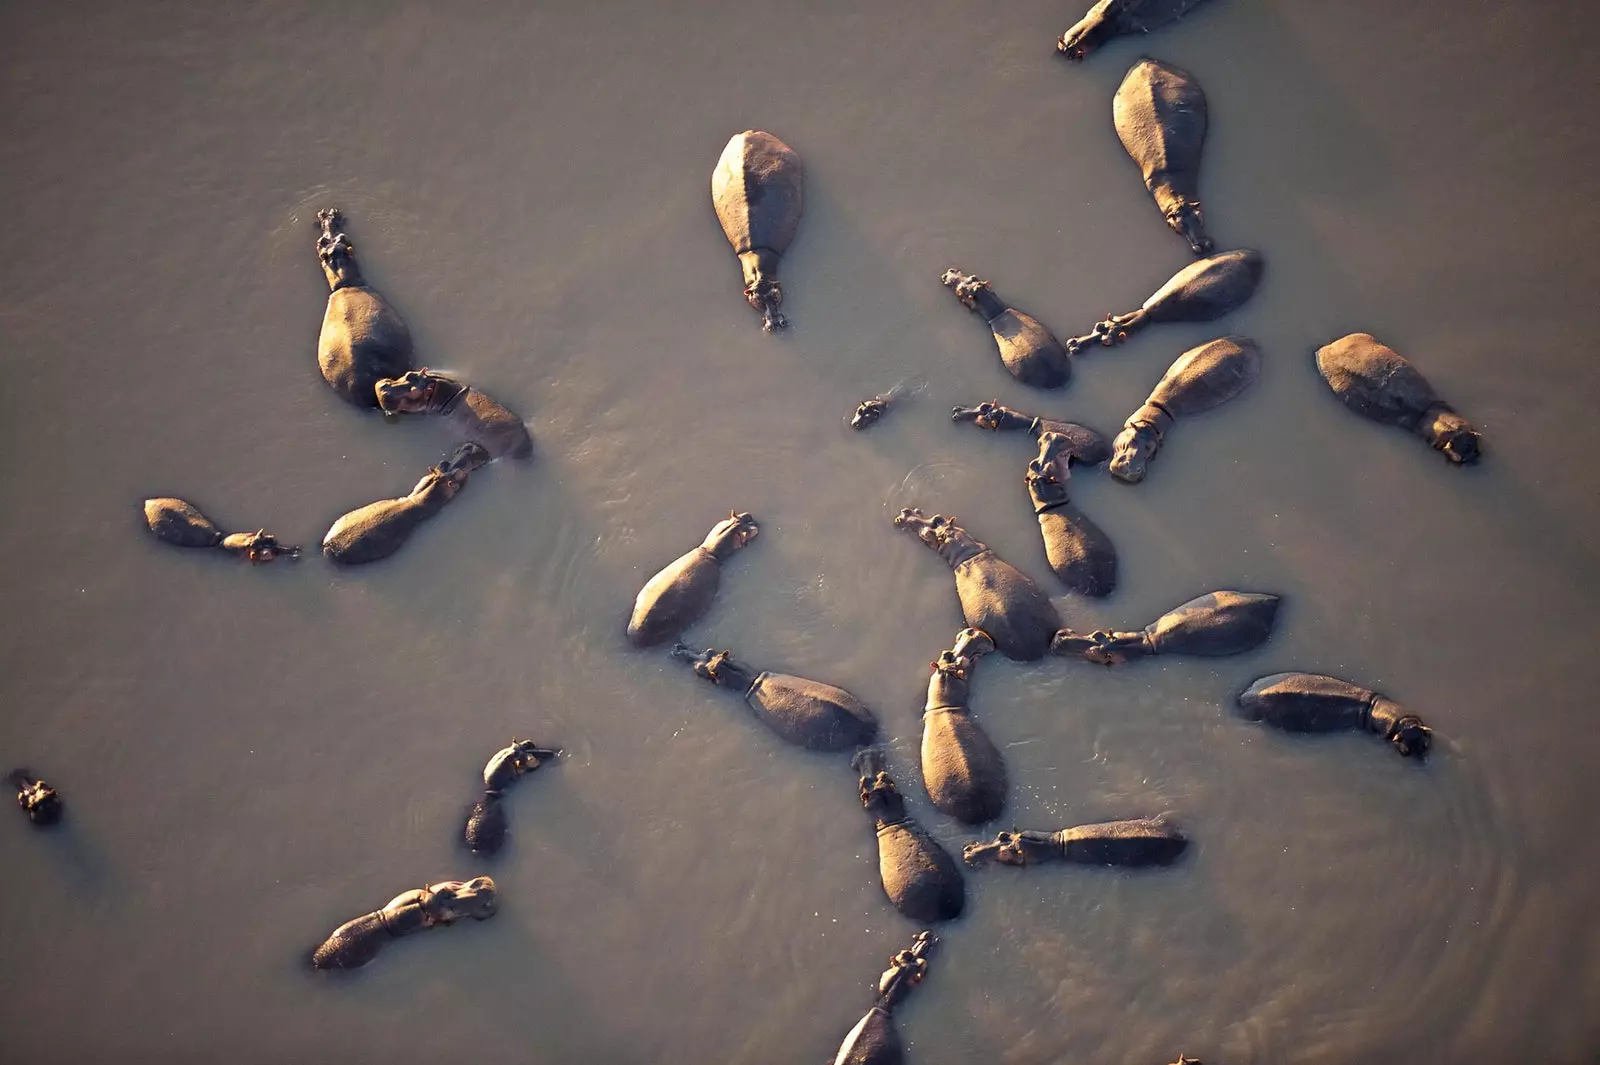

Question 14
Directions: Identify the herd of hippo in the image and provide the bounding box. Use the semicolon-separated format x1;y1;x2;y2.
9;2;1489;1062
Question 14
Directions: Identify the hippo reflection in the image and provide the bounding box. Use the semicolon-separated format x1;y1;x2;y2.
314;208;414;407
853;748;965;923
310;876;496;970
951;401;1110;466
463;739;561;856
1053;590;1280;664
1237;673;1433;759
963;816;1188;868
669;644;878;751
322;443;489;566
920;629;1006;825
375;369;533;461
831;930;937;1065
10;769;62;827
1058;0;1214;60
626;512;759;648
143;498;300;563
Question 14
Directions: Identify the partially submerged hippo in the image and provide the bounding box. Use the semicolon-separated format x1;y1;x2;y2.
669;645;878;751
314;208;414;407
850;383;916;431
310;876;496;971
1315;333;1482;464
1114;58;1212;255
1058;0;1214;60
463;739;561;856
626;512;759;648
712;130;804;331
940;269;1072;389
375;369;533;461
143;498;301;563
951;401;1110;466
832;930;937;1065
1237;673;1433;759
920;629;1007;825
963;815;1188;868
1026;432;1119;597
10;769;62;827
1063;249;1263;355
1109;336;1260;483
893;509;1061;662
1053;590;1280;664
322;443;489;566
852;748;965;923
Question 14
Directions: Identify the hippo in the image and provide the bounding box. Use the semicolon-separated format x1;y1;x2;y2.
142;498;301;563
1062;249;1263;355
1058;0;1214;60
951;401;1110;465
1109;336;1260;483
893;509;1061;662
831;930;937;1065
1314;333;1482;464
322;442;489;566
1026;432;1119;597
310;876;497;971
920;629;1007;825
852;748;965;923
712;130;804;331
463;739;561;856
939;268;1072;389
9;769;62;827
1053;590;1281;664
1114;58;1212;255
626;512;759;648
1237;672;1433;759
375;369;534;461
851;383;917;431
963;815;1188;868
314;208;414;407
669;644;878;751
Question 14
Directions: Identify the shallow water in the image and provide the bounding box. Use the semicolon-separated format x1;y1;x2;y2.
2;1;1599;1062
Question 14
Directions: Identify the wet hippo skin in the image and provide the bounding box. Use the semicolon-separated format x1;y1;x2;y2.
711;131;804;331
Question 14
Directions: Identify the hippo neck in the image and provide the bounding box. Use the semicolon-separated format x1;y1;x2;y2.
937;535;988;568
712;658;759;695
737;248;781;290
1364;694;1403;736
925;673;971;711
968;286;1008;322
322;258;366;293
407;478;456;516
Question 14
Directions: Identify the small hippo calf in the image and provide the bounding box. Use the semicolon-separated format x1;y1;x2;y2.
853;748;965;924
10;769;63;827
626;512;759;648
831;930;937;1065
322;443;490;566
963;815;1188;868
463;740;561;856
311;876;496;971
143;498;300;563
375;368;533;461
1238;672;1433;759
670;644;878;751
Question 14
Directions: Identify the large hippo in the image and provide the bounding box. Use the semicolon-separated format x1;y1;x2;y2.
142;498;301;563
322;443;489;566
463;739;561;856
1058;0;1214;60
831;930;937;1065
712;131;804;331
1237;673;1433;759
939;269;1072;389
1026;432;1119;597
310;877;497;971
9;769;62;827
314;208;414;407
1109;336;1260;483
951;401;1110;466
892;509;1061;662
626;512;759;648
1114;58;1212;255
852;748;965;924
669;645;878;751
920;629;1006;825
1053;590;1281;664
375;369;534;461
1063;249;1263;355
1314;332;1482;464
963;815;1188;868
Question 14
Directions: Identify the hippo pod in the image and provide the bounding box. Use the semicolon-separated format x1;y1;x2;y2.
712;130;804;331
963;815;1188;868
831;930;937;1065
669;645;877;751
375;369;533;461
920;629;1007;825
1315;332;1482;464
310;876;496;971
1238;672;1433;759
940;269;1072;389
1109;336;1261;483
1063;249;1263;355
463;739;561;856
1053;590;1280;664
10;769;63;827
1114;57;1213;255
1025;432;1119;597
1058;0;1214;60
626;512;759;648
314;208;414;408
322;443;490;566
951;401;1110;466
852;748;965;923
143;498;300;563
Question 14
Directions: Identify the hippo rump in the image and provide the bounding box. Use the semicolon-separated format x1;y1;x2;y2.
143;498;300;563
310;876;496;970
375;369;533;461
853;748;965;923
831;930;937;1065
322;443;489;566
1053;590;1281;664
1058;0;1214;59
712;131;804;331
626;512;759;647
963;815;1188;868
919;630;1007;825
670;645;878;751
313;208;414;407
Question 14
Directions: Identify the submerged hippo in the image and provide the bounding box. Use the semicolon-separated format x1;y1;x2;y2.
920;629;1006;825
893;509;1061;662
1063;249;1263;355
1026;432;1119;597
1237;673;1433;759
853;748;965;923
832;930;937;1065
9;769;62;827
1315;333;1482;464
951;401;1110;466
963;815;1188;868
626;512;759;648
669;645;878;751
1058;0;1214;60
143;498;301;563
1109;336;1260;483
322;442;489;566
940;269;1072;389
851;382;917;431
310;876;496;971
314;208;414;407
375;369;533;461
1053;590;1281;664
463;739;561;856
712;130;805;331
1114;58;1213;255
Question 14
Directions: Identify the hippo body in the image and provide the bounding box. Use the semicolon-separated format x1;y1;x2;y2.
951;401;1110;465
920;630;1006;825
832;930;936;1065
463;740;560;855
143;498;300;563
1054;590;1280;664
10;769;63;827
322;444;487;566
670;645;878;751
1238;672;1433;758
940;269;1072;389
1114;58;1212;254
854;750;965;923
314;209;414;408
1110;336;1260;483
964;815;1187;868
1059;0;1213;59
1026;432;1118;597
712;131;805;331
1064;249;1263;354
627;513;759;647
376;370;533;460
1315;333;1482;464
310;877;497;970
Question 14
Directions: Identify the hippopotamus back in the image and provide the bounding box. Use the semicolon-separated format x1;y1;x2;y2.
319;286;413;408
1147;336;1260;417
1142;250;1263;324
1315;332;1444;429
447;388;533;460
1114;59;1206;188
1236;672;1373;732
747;673;879;751
143;498;224;548
627;548;721;647
1058;816;1189;865
921;708;1007;825
712;131;805;256
323;494;434;566
875;821;966;923
1036;507;1118;598
833;1006;901;1065
951;554;1062;661
1145;591;1279;656
310;909;390;970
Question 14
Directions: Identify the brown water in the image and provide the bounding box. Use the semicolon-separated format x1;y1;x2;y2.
3;2;1598;1062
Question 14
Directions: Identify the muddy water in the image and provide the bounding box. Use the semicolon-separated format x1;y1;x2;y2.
2;1;1598;1062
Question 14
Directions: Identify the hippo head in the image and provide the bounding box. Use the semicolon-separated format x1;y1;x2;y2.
375;369;468;417
951;627;996;660
939;268;990;311
1167;202;1214;256
851;748;908;823
951;400;1020;432
423;876;497;925
850;398;888;430
483;740;561;790
1425;409;1482;465
1056;3;1116;60
1108;420;1164;484
962;830;1057;868
1026;433;1076;509
1387;715;1433;759
702;512;759;558
220;529;302;564
315;222;364;289
892;507;944;550
11;772;63;826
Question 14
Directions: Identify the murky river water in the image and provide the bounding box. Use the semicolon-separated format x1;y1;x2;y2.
3;2;1599;1062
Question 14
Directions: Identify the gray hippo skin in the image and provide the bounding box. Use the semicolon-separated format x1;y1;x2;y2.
1110;336;1260;483
310;876;496;970
375;369;533;461
322;443;489;566
1063;249;1263;354
832;930;937;1065
669;645;878;751
314;208;414;407
463;740;561;856
851;382;916;431
1315;332;1482;464
626;512;759;648
951;401;1110;466
1026;432;1119;597
1053;590;1280;664
1238;672;1433;759
920;629;1007;825
940;269;1072;389
1058;0;1213;60
10;769;63;827
852;748;965;923
1114;58;1212;254
893;508;1061;662
964;815;1188;868
712;131;804;331
143;498;301;563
